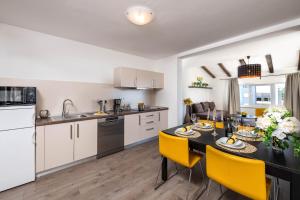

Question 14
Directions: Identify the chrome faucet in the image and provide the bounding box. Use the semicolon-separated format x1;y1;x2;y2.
62;99;74;118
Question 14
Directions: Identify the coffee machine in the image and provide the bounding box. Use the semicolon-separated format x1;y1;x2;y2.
113;99;122;113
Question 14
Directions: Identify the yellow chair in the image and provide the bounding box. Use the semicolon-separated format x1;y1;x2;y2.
196;145;272;200
256;108;266;117
198;119;224;129
155;131;204;190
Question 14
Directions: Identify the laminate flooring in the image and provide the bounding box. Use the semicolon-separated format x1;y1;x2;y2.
0;140;289;200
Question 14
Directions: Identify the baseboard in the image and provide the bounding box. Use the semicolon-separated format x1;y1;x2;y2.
36;156;96;178
125;136;158;149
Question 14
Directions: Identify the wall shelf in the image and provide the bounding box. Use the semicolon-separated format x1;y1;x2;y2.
188;86;213;89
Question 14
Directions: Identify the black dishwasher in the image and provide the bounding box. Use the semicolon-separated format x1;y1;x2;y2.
97;116;124;158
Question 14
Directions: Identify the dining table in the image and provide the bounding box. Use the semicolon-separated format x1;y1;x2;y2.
161;124;300;200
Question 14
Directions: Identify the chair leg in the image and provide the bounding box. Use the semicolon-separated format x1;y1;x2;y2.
154;158;179;190
193;178;210;200
186;168;193;200
199;162;205;180
206;179;212;197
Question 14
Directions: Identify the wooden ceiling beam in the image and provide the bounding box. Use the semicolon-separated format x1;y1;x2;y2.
201;66;216;78
265;54;274;73
239;59;246;65
218;63;231;77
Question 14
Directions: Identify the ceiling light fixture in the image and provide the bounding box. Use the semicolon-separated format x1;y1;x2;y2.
238;56;261;78
126;6;154;26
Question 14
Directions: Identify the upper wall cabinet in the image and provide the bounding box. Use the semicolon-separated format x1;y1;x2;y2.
114;67;164;89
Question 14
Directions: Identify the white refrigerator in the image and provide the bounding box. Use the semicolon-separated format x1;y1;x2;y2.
0;105;35;192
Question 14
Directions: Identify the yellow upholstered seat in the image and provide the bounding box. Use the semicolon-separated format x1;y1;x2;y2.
206;145;271;200
159;132;202;168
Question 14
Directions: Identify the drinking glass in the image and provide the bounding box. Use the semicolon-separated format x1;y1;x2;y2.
232;119;239;133
191;113;197;124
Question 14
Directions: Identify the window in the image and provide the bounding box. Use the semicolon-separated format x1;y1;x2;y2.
239;83;285;106
255;85;271;105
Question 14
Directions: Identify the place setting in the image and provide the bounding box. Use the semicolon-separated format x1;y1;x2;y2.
174;125;201;138
215;135;257;154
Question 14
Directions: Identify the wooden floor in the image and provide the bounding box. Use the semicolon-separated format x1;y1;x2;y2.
0;140;289;200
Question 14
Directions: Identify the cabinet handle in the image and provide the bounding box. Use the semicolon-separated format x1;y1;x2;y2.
134;78;137;87
146;121;154;124
139;115;141;125
159;112;161;121
77;124;79;138
70;125;73;140
146;114;154;117
146;128;154;131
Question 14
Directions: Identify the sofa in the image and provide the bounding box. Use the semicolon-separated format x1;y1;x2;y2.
190;102;228;121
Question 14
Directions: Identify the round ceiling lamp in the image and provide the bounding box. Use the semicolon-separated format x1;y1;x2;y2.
126;6;154;26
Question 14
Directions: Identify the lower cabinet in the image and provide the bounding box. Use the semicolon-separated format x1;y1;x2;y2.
36;119;97;172
124;110;168;146
74;120;97;161
44;122;74;170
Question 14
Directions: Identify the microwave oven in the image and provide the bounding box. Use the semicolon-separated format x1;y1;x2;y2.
0;87;36;106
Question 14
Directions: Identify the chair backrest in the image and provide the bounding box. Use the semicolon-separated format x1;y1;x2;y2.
159;132;190;167
256;108;265;117
206;145;267;200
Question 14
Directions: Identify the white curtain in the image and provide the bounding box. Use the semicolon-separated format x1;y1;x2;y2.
284;73;300;120
228;78;240;114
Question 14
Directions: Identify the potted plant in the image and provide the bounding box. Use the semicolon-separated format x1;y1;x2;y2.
256;106;300;154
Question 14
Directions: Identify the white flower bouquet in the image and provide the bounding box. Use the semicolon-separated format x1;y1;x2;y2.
255;106;300;154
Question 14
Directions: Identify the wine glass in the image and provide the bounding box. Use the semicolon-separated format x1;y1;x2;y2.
232;119;239;133
191;113;197;125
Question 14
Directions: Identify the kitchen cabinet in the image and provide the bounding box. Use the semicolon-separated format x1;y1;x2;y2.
114;67;137;88
158;110;168;131
124;114;140;145
153;72;164;89
35;126;45;173
124;110;168;146
41;119;97;171
74;120;97;161
136;70;153;88
114;67;164;89
44;122;74;170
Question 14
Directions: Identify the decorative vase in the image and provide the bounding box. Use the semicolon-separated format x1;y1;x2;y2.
184;105;191;124
271;136;285;153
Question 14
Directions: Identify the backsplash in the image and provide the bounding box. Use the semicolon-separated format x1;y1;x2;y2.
0;77;155;117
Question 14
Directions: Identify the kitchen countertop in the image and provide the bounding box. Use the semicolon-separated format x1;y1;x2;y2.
36;107;168;126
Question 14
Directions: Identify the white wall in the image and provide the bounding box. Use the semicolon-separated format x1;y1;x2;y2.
181;29;299;112
153;56;179;127
0;23;154;83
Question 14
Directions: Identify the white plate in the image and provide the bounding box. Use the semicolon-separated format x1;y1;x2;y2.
236;130;260;138
175;129;195;136
196;123;212;129
216;137;246;149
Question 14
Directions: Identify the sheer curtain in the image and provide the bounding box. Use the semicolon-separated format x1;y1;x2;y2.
228;78;240;114
284;72;300;120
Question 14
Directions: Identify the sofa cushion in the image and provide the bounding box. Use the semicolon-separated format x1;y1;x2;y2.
209;102;216;111
201;102;210;112
192;103;204;113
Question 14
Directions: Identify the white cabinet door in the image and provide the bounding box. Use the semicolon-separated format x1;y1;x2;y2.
124;114;141;145
114;67;137;88
0;106;35;131
153;72;164;89
35;126;45;173
158;110;168;131
136;70;153;88
74;120;97;161
44;123;74;170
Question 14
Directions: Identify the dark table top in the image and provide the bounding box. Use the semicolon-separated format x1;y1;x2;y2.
162;124;300;177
